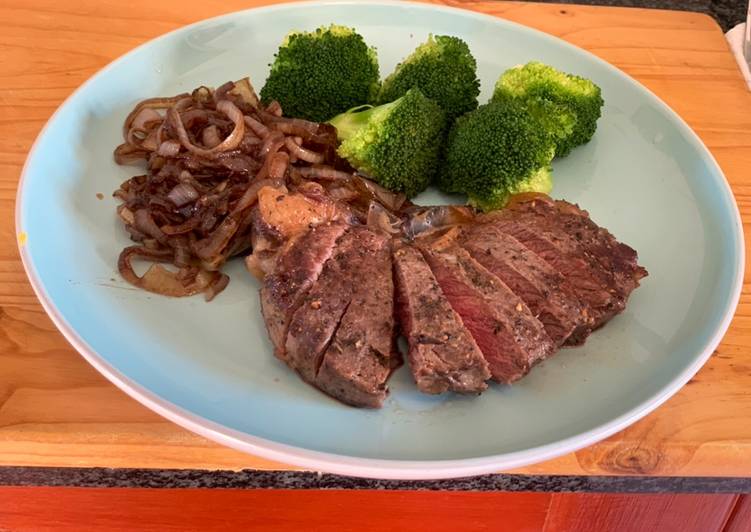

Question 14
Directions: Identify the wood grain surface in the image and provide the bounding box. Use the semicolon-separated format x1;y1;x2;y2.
725;494;751;532
0;488;744;532
1;0;750;476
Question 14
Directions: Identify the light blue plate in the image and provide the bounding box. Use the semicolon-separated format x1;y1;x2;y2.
16;0;743;479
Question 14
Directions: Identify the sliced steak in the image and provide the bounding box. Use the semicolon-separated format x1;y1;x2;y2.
260;222;348;360
246;184;355;277
422;246;554;383
507;196;648;297
285;227;384;384
460;226;588;347
393;244;490;394
315;231;398;408
480;211;621;342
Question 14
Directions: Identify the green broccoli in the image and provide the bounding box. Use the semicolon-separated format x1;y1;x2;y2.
376;35;480;122
520;96;578;153
493;61;603;157
260;25;380;122
438;98;556;211
328;88;446;198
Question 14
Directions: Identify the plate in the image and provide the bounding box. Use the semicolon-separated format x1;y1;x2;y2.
16;0;744;479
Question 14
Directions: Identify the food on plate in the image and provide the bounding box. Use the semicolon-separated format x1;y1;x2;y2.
394;243;491;394
246;185;647;406
376;35;480;121
243;173;406;280
259;222;349;360
437;62;605;209
112;78;352;300
246;183;355;278
493;61;604;157
283;226;399;407
328;88;446;197
485;196;647;344
420;244;555;384
110;30;636;408
438;98;556;211
259;24;380;122
457;223;587;347
255;28;604;206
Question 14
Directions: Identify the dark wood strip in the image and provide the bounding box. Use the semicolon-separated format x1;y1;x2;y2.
1;467;750;492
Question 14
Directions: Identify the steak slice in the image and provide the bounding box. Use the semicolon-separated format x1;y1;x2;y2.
260;222;348;360
246;184;355;277
315;231;398;408
460;226;588;347
480;212;620;342
393;244;490;394
285;227;385;384
422;246;554;384
507;196;648;297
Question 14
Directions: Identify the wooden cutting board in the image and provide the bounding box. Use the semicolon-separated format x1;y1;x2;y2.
2;0;750;477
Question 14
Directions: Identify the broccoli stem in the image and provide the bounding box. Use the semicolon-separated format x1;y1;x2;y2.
328;101;397;141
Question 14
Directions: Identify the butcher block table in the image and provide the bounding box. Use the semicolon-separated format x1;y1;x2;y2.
2;0;751;529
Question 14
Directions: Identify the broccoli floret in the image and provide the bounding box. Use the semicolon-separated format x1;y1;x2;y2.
438;99;555;211
376;35;480;122
328;88;446;198
493;61;603;157
522;96;578;152
260;25;379;122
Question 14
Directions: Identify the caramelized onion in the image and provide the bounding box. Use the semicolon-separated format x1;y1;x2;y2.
167;182;199;207
232;178;283;215
268;152;290;180
122;94;189;138
114;77;380;301
402;205;476;239
118;246;220;298
157;139;181;157
204;273;230;301
114;143;148;165
284;137;324;164
367;201;403;234
171;236;192;267
266;100;282;116
193;217;239;260
161;217;201;235
170;99;245;158
350;175;407;211
228;78;260;108
202;125;222;148
296;165;352;181
133;208;168;244
130;108;162;132
140;130;159;152
117;205;135;225
244;115;270;138
260;130;286;158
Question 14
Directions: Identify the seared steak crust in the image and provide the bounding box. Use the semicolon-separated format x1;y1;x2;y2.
254;192;647;407
422;246;554;384
315;228;399;408
394;244;491;394
285;228;390;379
260;222;348;360
508;196;648;297
479;212;620;343
460;225;588;346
